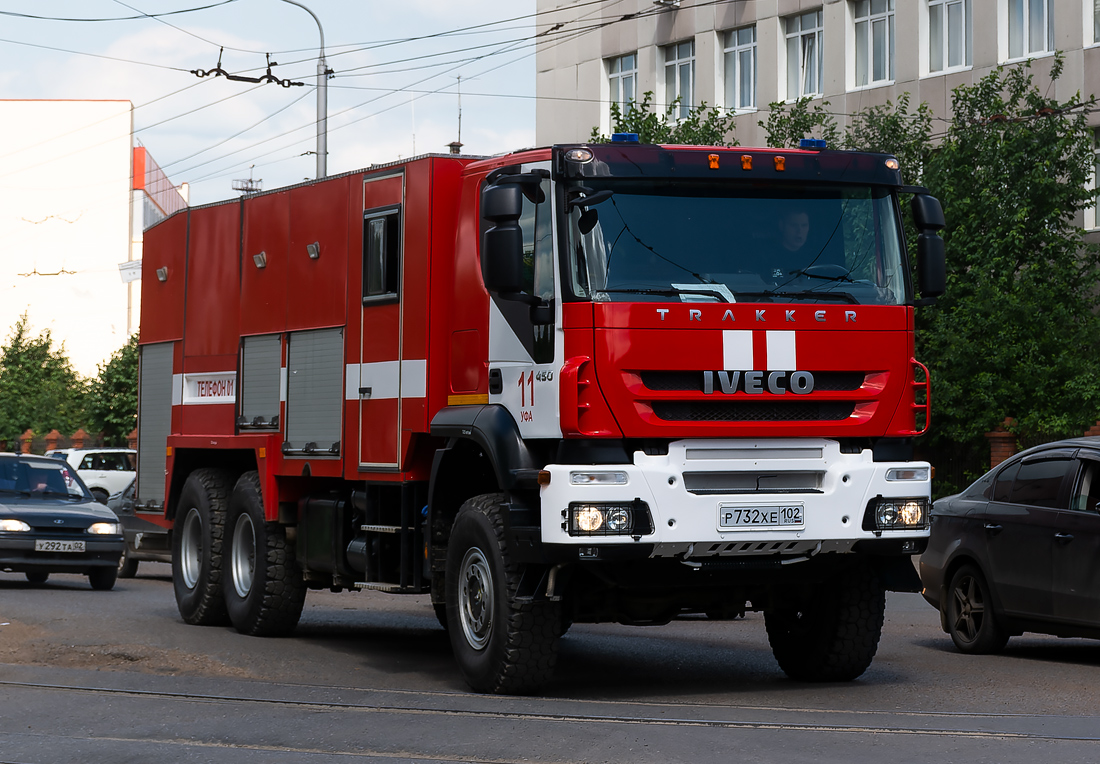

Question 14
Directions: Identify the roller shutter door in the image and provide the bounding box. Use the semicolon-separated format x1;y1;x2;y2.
285;328;343;454
137;342;173;506
240;334;281;428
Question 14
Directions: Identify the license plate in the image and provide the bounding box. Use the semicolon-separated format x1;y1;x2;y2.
718;504;804;530
34;539;86;553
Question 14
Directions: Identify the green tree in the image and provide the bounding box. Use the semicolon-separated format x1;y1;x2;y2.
842;93;934;186
0;314;88;444
919;56;1100;453
758;96;840;149
589;91;738;146
87;333;138;445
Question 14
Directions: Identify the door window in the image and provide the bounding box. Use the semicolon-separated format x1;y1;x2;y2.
1070;459;1100;513
1008;457;1074;508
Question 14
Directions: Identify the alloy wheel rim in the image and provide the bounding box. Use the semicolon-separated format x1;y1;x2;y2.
952;575;983;643
458;547;493;650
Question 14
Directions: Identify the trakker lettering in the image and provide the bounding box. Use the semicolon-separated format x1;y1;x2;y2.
655;308;858;323
703;370;815;395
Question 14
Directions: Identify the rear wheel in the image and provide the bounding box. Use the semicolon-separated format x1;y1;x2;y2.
118;544;139;578
445;493;560;694
765;563;886;682
946;564;1009;654
223;471;306;636
172;468;232;625
88;566;118;591
25;571;48;584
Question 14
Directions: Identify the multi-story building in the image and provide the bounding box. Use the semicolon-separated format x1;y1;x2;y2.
534;0;1097;157
0;100;187;376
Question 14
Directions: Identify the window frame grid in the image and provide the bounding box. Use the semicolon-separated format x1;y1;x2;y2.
607;53;638;121
929;0;972;73
723;26;757;112
785;10;824;100
663;39;696;119
854;0;896;88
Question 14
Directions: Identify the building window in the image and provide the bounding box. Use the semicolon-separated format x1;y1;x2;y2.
363;206;400;301
664;40;695;118
854;0;895;87
608;53;637;119
1008;0;1053;59
929;0;972;71
1094;0;1100;45
785;11;823;99
723;26;757;111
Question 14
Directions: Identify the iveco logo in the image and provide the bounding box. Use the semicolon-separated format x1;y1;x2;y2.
703;370;815;395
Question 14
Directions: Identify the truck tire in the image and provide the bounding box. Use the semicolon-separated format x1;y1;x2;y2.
445;493;560;694
765;562;886;682
172;468;233;626
223;471;306;637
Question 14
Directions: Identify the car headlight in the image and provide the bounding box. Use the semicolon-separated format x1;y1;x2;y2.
87;522;121;535
863;497;929;531
0;519;31;532
564;501;652;537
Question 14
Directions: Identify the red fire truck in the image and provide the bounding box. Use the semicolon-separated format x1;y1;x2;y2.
136;136;946;693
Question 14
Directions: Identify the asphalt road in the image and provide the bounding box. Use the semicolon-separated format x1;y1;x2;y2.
3;563;1100;763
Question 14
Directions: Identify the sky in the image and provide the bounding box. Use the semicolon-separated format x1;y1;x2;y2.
0;0;543;206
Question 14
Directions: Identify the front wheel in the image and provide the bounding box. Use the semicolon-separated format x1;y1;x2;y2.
222;471;305;636
445;493;561;694
945;564;1008;654
765;563;886;682
88;566;118;591
118;544;139;578
172;468;232;625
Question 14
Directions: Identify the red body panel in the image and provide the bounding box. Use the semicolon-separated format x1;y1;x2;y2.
241;191;290;335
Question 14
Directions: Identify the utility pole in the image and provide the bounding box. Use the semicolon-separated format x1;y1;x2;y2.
280;0;329;178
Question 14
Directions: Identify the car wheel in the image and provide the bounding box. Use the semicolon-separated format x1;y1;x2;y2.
118;544;139;578
223;471;306;636
91;488;110;505
946;564;1009;654
445;493;561;694
88;566;118;591
765;562;886;682
172;468;233;625
25;571;48;584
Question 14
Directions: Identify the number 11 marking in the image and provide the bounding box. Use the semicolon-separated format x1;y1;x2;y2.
518;370;534;406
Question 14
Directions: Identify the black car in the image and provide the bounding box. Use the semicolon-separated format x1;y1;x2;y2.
0;453;125;590
107;477;171;578
921;437;1100;653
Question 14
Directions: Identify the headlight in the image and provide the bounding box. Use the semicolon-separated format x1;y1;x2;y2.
0;519;31;532
864;497;928;531
87;522;121;535
565;502;652;537
570;471;628;485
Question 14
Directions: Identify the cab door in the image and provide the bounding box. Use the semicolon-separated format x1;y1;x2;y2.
487;163;561;438
358;173;404;469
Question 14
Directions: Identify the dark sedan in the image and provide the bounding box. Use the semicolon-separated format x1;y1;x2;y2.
921;437;1100;653
0;453;125;590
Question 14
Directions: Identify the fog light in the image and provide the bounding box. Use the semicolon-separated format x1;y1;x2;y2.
864;497;928;531
567;501;652;537
605;508;632;532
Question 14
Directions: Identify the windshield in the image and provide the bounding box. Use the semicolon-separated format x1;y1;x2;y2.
565;181;909;305
0;457;90;499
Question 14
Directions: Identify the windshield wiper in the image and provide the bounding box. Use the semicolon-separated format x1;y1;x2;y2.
596;287;731;303
735;290;859;304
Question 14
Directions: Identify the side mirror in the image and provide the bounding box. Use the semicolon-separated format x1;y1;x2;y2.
480;183;525;294
917;233;946;299
911;194;945;231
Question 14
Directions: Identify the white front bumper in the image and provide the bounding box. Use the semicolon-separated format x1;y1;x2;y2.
539;438;931;558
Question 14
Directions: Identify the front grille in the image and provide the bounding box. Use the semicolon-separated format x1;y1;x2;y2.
640;370;866;393
652;401;855;422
